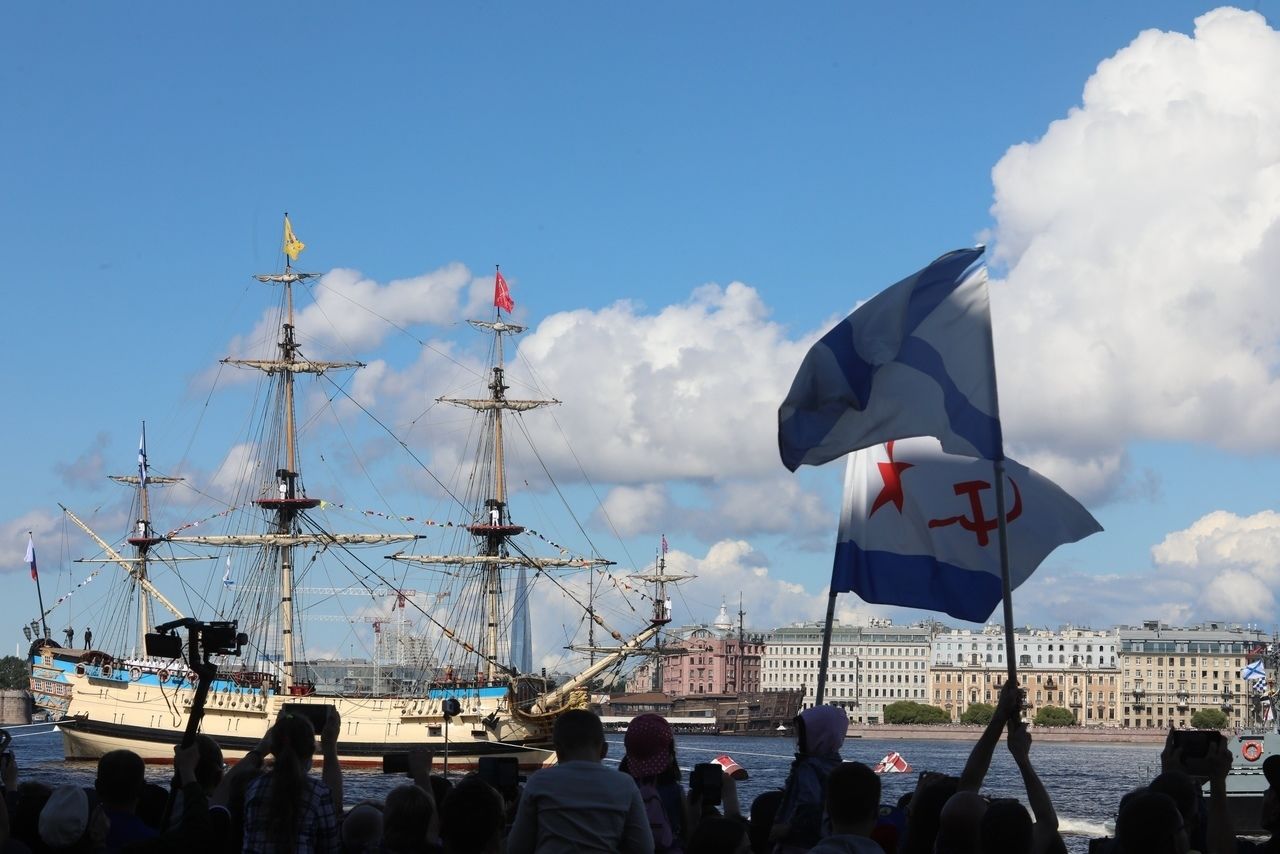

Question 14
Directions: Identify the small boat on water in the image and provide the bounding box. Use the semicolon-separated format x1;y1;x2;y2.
27;220;673;769
873;750;912;774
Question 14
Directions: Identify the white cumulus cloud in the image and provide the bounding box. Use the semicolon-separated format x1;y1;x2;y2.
990;8;1280;501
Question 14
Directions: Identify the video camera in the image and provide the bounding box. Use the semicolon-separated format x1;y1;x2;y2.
145;618;247;660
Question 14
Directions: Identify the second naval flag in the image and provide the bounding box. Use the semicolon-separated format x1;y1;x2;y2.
833;437;1101;622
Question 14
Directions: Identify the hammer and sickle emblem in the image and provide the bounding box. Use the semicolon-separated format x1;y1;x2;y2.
927;477;1023;546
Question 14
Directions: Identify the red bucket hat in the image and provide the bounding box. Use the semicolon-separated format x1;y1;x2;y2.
624;713;674;779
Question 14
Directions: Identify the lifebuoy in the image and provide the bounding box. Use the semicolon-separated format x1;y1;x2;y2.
1243;741;1264;762
129;667;142;682
158;669;170;683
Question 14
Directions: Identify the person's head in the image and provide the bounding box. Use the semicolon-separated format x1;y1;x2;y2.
794;704;848;757
439;776;505;854
1115;790;1190;854
623;713;676;781
193;734;225;793
341;802;384;854
429;774;453;808
39;785;90;850
383;784;434;852
95;749;146;811
136;782;169;830
1263;756;1280;832
272;712;318;768
264;713;319;846
902;775;959;854
934;791;988;854
687;815;751;854
748;789;784;854
553;708;606;762
979;798;1032;854
1149;770;1201;840
825;761;880;835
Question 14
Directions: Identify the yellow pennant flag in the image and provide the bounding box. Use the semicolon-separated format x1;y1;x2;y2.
283;216;306;261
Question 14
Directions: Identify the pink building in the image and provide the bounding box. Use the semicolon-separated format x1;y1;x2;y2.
627;604;763;697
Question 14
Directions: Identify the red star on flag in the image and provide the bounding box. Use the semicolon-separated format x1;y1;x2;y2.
869;440;913;516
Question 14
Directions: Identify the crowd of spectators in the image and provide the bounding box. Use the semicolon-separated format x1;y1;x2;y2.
0;687;1274;853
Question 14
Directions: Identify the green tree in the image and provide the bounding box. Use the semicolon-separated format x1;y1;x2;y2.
1190;708;1229;730
960;702;995;726
0;657;27;690
1033;705;1076;727
884;701;951;725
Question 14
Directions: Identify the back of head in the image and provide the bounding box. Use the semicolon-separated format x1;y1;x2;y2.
902;775;959;854
979;798;1032;854
273;712;318;764
687;815;749;854
194;734;225;792
796;705;848;756
1265;754;1280;790
748;789;784;854
1149;770;1199;829
826;761;880;831
553;708;605;759
266;713;318;845
383;784;432;852
1116;790;1186;854
623;713;676;780
40;784;89;849
137;782;169;830
429;774;453;807
341;802;384;853
934;791;989;854
95;749;146;809
440;776;504;854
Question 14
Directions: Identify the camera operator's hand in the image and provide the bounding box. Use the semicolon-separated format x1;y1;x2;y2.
321;707;341;750
721;769;741;819
1205;737;1233;784
174;742;201;786
1160;726;1181;773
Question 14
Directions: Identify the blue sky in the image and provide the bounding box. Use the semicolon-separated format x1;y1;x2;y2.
5;2;1280;665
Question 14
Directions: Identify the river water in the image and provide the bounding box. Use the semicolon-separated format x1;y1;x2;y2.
10;728;1160;853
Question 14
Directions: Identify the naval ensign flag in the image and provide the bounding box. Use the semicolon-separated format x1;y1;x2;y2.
778;246;1001;470
833;438;1101;622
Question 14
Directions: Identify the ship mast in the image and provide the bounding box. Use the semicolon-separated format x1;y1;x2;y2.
168;219;420;691
629;537;691;694
107;421;182;656
433;316;559;682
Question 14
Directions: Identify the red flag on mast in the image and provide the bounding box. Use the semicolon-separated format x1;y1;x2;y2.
494;269;514;313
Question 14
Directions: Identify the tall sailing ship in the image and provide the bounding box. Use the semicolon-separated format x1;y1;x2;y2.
28;219;671;768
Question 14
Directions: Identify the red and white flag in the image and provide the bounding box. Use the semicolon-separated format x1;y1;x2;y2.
494;269;514;313
833;437;1101;622
25;535;37;581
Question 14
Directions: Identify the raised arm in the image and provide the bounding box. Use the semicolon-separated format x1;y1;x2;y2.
1007;721;1066;854
959;679;1019;793
321;707;343;817
1203;737;1237;854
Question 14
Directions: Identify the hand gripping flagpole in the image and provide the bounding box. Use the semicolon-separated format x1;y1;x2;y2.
992;458;1019;704
986;340;1021;722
